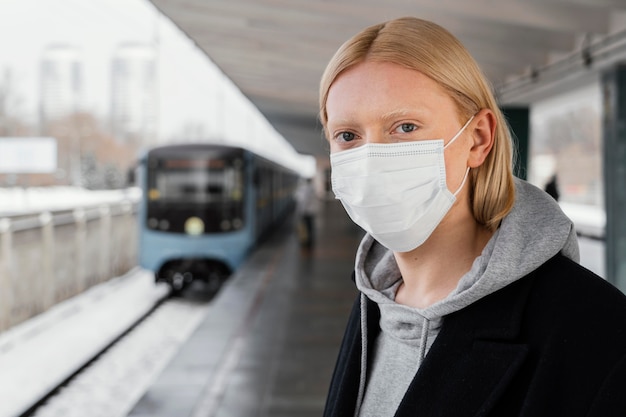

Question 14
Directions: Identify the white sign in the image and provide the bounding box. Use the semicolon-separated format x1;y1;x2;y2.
0;137;57;173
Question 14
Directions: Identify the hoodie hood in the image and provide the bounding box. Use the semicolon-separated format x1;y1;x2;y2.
354;177;579;318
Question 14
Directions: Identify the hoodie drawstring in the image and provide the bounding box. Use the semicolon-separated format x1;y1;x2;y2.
354;294;368;417
355;295;433;416
417;317;430;368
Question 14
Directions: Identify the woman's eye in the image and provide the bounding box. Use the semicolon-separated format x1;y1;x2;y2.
398;123;417;133
339;131;355;142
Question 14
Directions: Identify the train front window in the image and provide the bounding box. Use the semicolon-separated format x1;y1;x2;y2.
146;156;245;234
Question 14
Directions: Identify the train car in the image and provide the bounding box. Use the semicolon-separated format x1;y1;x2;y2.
136;143;299;290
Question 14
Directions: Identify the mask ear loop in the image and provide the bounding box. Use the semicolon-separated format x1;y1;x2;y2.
444;115;474;196
453;167;471;197
444;116;475;149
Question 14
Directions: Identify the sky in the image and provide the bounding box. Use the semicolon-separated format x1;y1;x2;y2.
0;0;315;176
1;0;163;125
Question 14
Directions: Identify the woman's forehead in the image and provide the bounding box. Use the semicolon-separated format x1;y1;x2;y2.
326;62;456;121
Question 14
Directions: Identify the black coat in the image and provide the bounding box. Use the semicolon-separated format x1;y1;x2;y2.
324;254;626;416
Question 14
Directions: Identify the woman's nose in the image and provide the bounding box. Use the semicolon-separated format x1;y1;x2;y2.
365;131;388;144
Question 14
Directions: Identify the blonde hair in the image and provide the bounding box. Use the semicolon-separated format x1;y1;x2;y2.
319;17;515;230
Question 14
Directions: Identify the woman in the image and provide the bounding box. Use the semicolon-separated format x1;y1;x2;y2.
320;17;626;416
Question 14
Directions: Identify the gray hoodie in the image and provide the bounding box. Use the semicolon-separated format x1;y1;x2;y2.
353;178;580;417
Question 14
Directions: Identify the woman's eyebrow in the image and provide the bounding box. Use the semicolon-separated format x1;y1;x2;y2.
326;115;358;128
379;108;426;123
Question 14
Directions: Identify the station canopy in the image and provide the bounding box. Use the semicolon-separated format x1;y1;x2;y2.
150;0;626;157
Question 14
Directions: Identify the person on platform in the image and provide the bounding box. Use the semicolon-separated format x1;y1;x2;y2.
544;173;560;201
319;16;626;417
295;177;319;249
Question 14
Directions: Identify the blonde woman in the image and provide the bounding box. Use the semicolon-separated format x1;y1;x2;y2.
321;17;626;417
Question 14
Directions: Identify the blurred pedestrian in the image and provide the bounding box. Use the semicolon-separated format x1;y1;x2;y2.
544;173;560;201
320;16;626;416
295;177;319;249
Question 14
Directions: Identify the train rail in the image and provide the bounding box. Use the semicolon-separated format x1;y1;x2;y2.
0;269;220;417
26;294;216;417
20;290;171;417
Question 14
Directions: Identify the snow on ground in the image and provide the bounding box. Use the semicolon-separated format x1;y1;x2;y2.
0;187;141;216
560;202;605;239
0;268;169;417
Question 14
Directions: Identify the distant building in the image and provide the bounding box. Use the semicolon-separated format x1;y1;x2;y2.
110;43;157;146
39;44;83;128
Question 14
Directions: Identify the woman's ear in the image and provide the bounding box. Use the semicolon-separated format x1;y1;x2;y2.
468;108;496;168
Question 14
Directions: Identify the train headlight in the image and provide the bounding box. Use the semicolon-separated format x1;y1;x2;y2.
220;220;231;231
231;189;242;201
148;188;160;200
185;217;205;235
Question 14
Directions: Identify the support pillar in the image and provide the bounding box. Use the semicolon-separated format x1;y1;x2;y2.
0;219;13;331
502;106;530;180
602;64;626;292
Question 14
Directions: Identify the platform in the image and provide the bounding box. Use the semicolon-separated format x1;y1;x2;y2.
128;200;364;417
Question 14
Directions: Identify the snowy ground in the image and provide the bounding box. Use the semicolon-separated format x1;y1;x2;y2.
30;288;212;417
560;202;605;240
0;187;141;216
0;269;169;417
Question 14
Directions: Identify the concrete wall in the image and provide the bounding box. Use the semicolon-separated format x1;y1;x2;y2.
0;202;138;332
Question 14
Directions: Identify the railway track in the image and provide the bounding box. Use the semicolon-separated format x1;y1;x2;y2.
6;279;220;417
20;290;170;417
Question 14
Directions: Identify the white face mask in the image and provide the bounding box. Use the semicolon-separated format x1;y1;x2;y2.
330;117;473;252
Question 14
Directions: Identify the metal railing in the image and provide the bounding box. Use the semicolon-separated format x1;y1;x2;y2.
0;201;138;332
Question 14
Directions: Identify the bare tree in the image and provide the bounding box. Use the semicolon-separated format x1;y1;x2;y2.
0;68;27;136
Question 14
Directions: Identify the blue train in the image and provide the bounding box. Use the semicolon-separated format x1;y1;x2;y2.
137;143;299;290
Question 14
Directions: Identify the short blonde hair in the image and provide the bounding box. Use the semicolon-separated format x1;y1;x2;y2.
319;17;515;230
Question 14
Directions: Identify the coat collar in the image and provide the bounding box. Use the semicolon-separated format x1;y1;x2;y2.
396;275;533;416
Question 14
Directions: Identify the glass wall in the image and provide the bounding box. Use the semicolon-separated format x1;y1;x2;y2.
529;82;603;208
